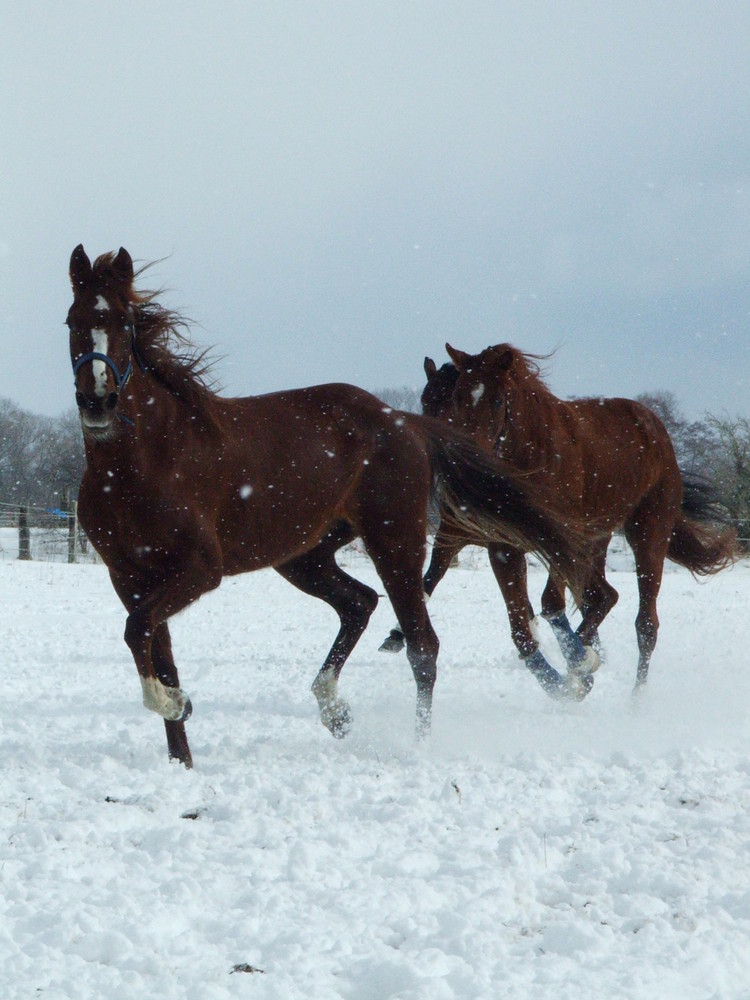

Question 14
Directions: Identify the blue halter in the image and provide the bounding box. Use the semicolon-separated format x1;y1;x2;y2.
71;323;144;426
72;351;133;390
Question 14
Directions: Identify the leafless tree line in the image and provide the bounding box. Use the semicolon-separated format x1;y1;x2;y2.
2;389;749;547
379;385;750;549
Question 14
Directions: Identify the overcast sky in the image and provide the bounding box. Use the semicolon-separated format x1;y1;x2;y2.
2;2;749;419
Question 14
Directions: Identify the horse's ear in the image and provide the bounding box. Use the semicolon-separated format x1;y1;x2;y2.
112;247;134;285
496;348;514;371
424;357;438;378
445;343;470;371
69;244;92;293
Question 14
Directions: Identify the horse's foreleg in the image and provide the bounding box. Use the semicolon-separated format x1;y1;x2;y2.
489;545;593;701
379;528;463;654
541;565;604;677
366;535;439;738
124;605;195;724
151;624;193;768
111;548;221;762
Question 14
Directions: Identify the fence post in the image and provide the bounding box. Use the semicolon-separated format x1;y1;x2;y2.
66;489;77;564
18;503;31;560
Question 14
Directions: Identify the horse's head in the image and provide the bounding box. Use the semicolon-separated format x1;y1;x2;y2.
445;343;516;451
420;357;459;421
67;244;137;441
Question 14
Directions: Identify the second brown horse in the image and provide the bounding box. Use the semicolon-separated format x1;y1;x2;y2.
382;343;736;694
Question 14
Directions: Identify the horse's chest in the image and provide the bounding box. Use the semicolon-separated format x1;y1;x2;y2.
79;475;187;566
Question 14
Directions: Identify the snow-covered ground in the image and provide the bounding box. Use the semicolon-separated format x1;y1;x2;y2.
2;543;750;999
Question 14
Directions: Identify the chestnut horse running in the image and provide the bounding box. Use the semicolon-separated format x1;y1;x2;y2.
382;343;736;693
67;248;593;767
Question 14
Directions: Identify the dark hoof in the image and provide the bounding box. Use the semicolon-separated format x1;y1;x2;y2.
168;748;194;769
379;629;405;653
175;695;193;723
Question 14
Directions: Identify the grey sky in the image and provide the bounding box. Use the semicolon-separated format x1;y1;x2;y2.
2;2;749;419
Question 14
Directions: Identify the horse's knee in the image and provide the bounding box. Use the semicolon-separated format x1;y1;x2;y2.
124;608;149;655
342;586;378;632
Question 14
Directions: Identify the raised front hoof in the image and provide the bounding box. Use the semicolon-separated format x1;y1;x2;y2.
571;646;600;677
320;701;353;739
379;630;406;654
174;695;193;723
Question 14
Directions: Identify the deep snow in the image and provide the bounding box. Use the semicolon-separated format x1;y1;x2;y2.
2;541;750;999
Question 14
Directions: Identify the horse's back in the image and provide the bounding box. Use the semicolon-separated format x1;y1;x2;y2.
565;396;676;462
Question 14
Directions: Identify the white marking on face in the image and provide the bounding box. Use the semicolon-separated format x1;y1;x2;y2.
95;295;110;311
471;383;485;407
91;329;109;397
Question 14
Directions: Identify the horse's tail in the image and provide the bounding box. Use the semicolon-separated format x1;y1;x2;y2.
419;421;592;602
667;475;738;574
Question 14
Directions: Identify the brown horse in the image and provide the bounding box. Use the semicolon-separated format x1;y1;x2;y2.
382;343;737;694
67;247;594;767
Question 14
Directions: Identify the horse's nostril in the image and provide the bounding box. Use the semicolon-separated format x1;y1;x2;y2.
75;391;86;410
106;392;119;411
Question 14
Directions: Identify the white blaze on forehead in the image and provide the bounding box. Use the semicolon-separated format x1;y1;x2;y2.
95;295;110;311
471;383;485;407
91;329;109;396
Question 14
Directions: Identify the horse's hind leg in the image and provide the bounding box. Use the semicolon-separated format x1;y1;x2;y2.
379;527;465;653
276;529;379;738
624;516;671;690
364;529;440;737
575;540;618;662
489;545;592;701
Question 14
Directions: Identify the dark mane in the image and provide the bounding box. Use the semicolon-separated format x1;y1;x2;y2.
93;253;219;413
504;345;552;392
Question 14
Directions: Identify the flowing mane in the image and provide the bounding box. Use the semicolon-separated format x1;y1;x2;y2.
92;252;218;413
499;345;551;396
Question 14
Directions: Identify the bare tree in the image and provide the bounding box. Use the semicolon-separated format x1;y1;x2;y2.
702;414;750;548
372;386;423;413
0;398;84;509
636;390;717;476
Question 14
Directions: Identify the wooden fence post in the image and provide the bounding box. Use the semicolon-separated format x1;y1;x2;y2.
18;503;31;560
65;489;77;564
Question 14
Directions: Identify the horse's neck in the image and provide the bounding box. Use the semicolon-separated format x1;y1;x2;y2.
500;378;562;465
84;381;197;477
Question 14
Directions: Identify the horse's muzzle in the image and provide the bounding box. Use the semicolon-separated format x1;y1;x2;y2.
76;389;120;414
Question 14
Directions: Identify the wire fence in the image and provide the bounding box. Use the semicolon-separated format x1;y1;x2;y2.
0;499;97;564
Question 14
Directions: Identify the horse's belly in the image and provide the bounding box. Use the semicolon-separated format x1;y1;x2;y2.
217;505;337;574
